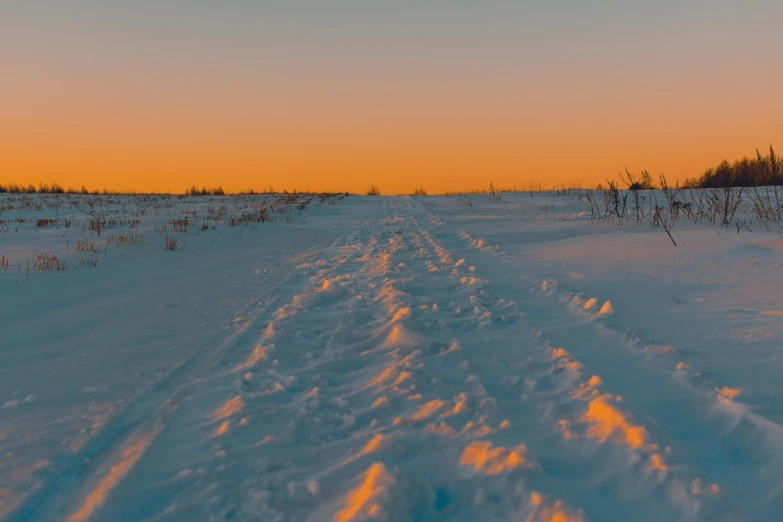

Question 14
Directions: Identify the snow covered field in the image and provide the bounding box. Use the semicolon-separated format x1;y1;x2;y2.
2;192;783;521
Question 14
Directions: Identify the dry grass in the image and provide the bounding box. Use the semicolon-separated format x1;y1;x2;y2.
76;254;99;268
226;208;273;227
35;218;59;228
33;254;67;272
75;239;99;253
170;219;191;233
162;236;181;251
581;175;783;245
106;233;145;247
0;191;347;277
88;219;104;235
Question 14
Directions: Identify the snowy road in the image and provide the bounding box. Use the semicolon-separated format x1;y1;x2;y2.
5;196;783;521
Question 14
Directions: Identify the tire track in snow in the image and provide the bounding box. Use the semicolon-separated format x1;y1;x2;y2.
311;199;584;521
410;198;748;521
9;232;353;522
96;198;584;521
29;196;777;520
382;202;587;521
74;207;405;520
414;196;783;520
532;276;783;518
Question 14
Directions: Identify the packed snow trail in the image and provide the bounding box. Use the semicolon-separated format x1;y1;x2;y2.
6;196;783;521
416;197;783;520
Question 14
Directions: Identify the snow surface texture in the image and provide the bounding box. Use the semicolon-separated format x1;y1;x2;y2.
2;193;783;521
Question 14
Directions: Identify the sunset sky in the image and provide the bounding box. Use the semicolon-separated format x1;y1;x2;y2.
2;1;782;194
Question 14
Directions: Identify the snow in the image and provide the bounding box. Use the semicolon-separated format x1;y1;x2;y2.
2;192;783;521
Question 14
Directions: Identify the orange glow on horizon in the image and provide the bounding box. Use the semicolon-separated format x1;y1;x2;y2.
2;4;781;194
3;105;781;194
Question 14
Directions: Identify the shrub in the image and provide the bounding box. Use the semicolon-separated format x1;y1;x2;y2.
684;144;782;188
186;186;226;196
